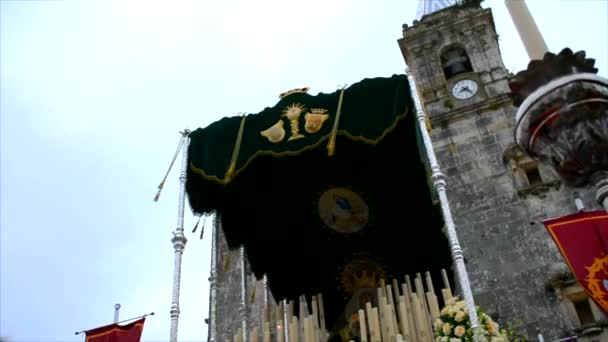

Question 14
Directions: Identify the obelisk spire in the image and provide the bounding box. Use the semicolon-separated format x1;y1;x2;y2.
504;0;549;60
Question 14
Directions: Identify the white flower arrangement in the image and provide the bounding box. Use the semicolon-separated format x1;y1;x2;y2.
434;297;509;342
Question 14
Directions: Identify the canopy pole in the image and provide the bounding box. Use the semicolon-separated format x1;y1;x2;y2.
240;246;249;342
405;69;481;341
263;274;269;307
208;213;220;342
283;299;290;342
170;129;191;342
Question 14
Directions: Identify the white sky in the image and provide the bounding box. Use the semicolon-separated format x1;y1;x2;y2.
1;0;606;341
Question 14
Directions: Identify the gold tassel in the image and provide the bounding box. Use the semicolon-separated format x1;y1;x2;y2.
327;85;347;156
154;134;185;202
250;280;257;303
225;114;247;183
192;216;202;233
425;115;432;133
153;181;164;202
223;253;231;272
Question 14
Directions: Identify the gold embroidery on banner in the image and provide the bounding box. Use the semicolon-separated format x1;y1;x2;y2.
304;108;330;134
260;120;286;143
585;254;608;311
191;112;409;185
282;103;306;141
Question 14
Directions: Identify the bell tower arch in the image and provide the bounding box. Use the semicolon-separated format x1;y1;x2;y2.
398;2;512;124
440;43;474;80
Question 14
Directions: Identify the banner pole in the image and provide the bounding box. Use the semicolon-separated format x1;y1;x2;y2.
405;69;481;341
170;129;191;342
240;246;249;342
208;213;220;342
114;303;121;323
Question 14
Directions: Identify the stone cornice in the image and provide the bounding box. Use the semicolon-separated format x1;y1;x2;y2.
401;7;492;45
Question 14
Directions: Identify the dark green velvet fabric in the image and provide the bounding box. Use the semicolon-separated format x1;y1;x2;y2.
187;74;410;186
185;74;452;331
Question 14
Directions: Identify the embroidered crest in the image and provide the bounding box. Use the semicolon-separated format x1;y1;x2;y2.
304;108;330;134
260;120;286;143
260;103;330;143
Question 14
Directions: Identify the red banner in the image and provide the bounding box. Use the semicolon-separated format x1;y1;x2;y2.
543;210;608;314
85;318;145;342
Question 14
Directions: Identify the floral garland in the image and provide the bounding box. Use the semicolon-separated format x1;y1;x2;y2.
433;297;509;342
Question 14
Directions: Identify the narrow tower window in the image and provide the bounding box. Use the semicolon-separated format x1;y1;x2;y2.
441;45;473;79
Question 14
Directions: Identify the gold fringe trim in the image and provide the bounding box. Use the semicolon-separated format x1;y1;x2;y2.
327;86;347;156
190;112;409;184
224;114;247;182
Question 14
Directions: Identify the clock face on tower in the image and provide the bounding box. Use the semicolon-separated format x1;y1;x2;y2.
451;79;478;100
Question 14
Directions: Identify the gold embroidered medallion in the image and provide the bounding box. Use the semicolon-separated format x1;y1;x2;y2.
318;187;369;234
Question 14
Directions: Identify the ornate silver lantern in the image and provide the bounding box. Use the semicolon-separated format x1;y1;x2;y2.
511;48;608;210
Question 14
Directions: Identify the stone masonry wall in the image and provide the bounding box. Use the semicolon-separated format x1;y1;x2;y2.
213;228;243;340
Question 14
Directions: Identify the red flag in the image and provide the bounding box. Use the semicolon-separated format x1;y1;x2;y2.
543;210;608;314
85;318;145;342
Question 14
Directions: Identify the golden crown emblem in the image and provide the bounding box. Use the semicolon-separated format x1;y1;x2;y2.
340;260;384;296
279;87;310;99
309;108;328;115
351;270;379;290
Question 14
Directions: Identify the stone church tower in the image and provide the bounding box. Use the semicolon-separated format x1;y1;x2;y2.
398;1;606;340
206;2;607;341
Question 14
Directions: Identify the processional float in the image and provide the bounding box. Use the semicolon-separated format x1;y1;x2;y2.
162;71;507;342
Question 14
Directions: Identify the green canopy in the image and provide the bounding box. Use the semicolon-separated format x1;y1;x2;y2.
185;74;451;330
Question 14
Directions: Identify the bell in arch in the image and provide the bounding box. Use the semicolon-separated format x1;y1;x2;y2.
441;46;473;79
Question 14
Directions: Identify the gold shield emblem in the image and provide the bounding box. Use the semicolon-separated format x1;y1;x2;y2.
304;108;329;134
260;120;286;143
